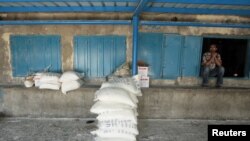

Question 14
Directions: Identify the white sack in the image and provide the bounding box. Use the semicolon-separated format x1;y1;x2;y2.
97;110;137;124
33;73;43;87
39;72;61;83
101;77;142;96
24;80;34;88
95;137;135;141
91;129;136;141
98;119;138;135
34;79;41;87
61;79;83;94
94;88;136;108
90;101;134;114
39;83;60;90
59;71;84;82
129;92;138;104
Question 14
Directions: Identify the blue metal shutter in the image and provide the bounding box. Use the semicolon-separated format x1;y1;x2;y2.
182;36;202;77
138;33;163;79
74;35;126;78
162;34;183;79
10;35;61;77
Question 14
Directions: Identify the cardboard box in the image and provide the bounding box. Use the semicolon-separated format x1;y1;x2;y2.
138;66;148;77
140;76;149;88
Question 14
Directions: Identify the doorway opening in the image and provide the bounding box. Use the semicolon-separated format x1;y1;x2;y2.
201;38;248;77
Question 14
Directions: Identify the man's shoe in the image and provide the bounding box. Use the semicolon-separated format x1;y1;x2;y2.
201;84;209;87
215;84;222;88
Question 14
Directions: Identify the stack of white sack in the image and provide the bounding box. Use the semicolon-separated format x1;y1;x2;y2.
24;75;35;88
59;71;84;94
33;72;61;90
33;72;44;87
90;76;141;141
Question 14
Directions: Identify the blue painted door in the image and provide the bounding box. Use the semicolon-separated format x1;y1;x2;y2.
138;33;163;78
138;33;202;79
10;35;61;77
74;35;126;78
162;34;183;79
182;36;202;77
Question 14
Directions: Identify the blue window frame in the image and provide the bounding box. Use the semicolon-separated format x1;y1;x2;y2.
74;35;126;78
10;35;61;77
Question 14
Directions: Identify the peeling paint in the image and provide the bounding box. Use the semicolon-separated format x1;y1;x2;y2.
140;26;250;36
1;33;13;83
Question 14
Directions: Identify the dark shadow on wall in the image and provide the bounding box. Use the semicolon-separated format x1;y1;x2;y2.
0;88;8;119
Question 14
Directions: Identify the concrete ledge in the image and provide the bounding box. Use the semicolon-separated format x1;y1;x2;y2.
1;86;250;120
139;87;250;120
176;77;250;87
0;86;97;118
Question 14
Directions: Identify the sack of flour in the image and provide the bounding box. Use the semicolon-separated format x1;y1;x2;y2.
91;129;136;141
38;73;61;90
39;83;60;90
98;119;138;135
61;79;83;94
101;77;142;96
97;110;137;124
33;72;44;87
59;71;84;82
39;72;61;83
90;101;135;114
94;88;136;108
24;80;34;88
94;137;136;141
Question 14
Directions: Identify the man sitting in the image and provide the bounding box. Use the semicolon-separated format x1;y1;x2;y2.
202;44;225;87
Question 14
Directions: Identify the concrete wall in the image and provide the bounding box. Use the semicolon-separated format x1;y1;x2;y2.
140;26;250;36
0;87;96;118
1;86;250;120
139;87;250;120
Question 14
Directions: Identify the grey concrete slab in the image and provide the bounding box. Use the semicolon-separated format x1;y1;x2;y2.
1;87;250;120
0;118;250;141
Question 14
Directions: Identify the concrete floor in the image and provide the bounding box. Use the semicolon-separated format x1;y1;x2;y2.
0;118;250;141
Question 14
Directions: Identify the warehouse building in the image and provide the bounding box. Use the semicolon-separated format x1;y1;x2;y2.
0;0;250;140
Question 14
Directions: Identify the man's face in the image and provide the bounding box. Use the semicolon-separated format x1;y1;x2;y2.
209;45;217;52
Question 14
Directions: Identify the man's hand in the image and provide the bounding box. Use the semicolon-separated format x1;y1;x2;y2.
214;54;222;66
202;53;222;67
211;53;217;59
203;54;215;66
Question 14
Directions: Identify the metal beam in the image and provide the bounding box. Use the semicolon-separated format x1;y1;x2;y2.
140;21;250;28
1;20;248;29
0;20;131;25
0;6;135;12
148;0;250;6
0;0;138;2
133;0;149;16
145;7;250;16
132;16;139;75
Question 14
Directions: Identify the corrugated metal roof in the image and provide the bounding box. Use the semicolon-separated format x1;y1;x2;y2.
0;0;249;16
